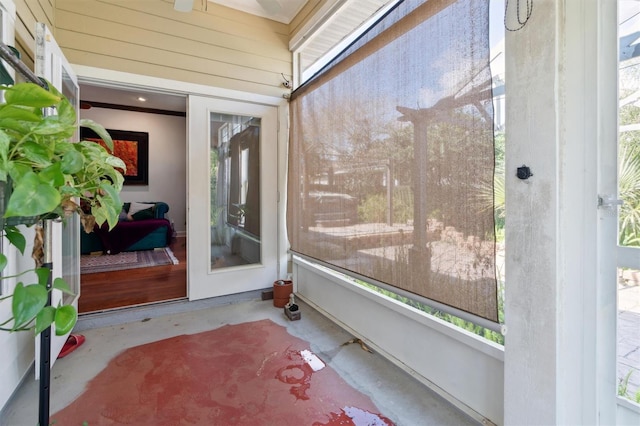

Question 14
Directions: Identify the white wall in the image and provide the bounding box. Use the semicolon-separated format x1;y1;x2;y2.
0;0;35;412
0;228;37;411
80;107;187;234
293;257;505;425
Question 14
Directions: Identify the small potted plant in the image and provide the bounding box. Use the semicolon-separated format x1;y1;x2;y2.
0;81;125;336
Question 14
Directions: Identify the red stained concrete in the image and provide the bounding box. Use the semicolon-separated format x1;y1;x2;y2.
51;319;394;425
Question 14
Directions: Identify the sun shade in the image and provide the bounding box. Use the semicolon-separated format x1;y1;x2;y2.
287;0;498;322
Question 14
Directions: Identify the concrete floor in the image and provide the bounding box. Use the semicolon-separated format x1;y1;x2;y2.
1;294;477;426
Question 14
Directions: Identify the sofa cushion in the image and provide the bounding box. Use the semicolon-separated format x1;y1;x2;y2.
93;218;172;254
132;207;154;220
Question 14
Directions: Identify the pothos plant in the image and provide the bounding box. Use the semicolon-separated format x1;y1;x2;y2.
0;81;125;336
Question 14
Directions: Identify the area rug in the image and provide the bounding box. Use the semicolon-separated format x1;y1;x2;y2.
80;247;179;274
50;319;394;426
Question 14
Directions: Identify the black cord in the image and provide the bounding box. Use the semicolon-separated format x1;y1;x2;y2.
504;0;533;32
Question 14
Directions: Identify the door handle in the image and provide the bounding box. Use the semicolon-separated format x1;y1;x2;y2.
598;195;624;209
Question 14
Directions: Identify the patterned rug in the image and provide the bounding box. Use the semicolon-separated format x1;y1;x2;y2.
51;319;393;425
80;247;179;274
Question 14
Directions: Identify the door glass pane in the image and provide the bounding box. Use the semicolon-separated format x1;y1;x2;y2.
60;65;79;303
210;113;261;270
618;0;640;405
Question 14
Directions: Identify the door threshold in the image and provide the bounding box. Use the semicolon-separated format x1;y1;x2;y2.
75;289;269;332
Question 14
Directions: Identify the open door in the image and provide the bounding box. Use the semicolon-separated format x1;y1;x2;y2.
34;22;80;371
615;1;640;420
188;96;279;300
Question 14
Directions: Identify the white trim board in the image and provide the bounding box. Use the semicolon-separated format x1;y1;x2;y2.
73;65;287;108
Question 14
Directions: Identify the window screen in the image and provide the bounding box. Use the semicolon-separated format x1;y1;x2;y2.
287;0;498;322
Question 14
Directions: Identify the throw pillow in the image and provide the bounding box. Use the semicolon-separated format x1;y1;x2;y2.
131;207;154;220
128;201;152;215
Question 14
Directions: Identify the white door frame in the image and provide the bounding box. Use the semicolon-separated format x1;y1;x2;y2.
74;65;291;298
187;95;279;300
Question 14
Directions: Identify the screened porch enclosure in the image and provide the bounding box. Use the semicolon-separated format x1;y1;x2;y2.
287;0;499;323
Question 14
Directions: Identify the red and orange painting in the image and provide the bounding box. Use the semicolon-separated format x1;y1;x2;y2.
81;128;149;185
87;138;139;176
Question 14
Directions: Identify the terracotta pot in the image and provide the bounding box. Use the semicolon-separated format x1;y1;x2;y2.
273;280;293;308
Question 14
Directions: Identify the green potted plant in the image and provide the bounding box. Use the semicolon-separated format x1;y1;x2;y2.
0;81;125;336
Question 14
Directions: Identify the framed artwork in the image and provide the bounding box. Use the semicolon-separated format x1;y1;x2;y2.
81;128;149;185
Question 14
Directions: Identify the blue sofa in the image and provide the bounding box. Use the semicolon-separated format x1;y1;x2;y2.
81;201;172;255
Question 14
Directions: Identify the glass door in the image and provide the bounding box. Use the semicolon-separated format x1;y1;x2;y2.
617;0;640;413
34;22;80;369
188;96;278;300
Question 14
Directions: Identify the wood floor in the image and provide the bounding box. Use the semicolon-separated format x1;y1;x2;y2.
79;236;187;314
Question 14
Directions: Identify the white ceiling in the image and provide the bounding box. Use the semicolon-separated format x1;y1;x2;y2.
79;84;187;113
210;0;309;24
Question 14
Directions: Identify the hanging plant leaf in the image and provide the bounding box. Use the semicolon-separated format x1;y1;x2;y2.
4;226;26;254
80;119;114;151
11;282;47;330
0;104;42;122
53;94;76;127
0;118;34;136
54;305;77;336
3;82;60;108
52;277;74;295
4;171;60;218
0;129;10;164
34;306;55;336
39;162;65;187
34;116;74;137
34;267;50;286
60;149;84;174
19;141;51;166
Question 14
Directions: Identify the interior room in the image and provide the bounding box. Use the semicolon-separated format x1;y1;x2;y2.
0;0;639;425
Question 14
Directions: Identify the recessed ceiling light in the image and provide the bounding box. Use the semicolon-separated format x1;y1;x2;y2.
138;97;147;102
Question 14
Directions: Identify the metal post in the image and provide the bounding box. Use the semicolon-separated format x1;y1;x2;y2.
0;42;46;88
38;220;53;426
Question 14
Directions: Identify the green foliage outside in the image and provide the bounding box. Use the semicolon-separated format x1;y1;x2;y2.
618;103;640;246
353;126;506;345
357;279;505;345
348;118;506;346
618;369;640;403
493;132;506;240
617;59;640;405
357;185;413;224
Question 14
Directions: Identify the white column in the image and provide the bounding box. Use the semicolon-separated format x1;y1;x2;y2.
504;0;618;424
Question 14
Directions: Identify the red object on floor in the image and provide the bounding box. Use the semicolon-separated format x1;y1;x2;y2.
58;334;85;359
51;319;394;425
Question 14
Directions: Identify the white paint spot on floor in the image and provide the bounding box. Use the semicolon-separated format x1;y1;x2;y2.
300;349;325;371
